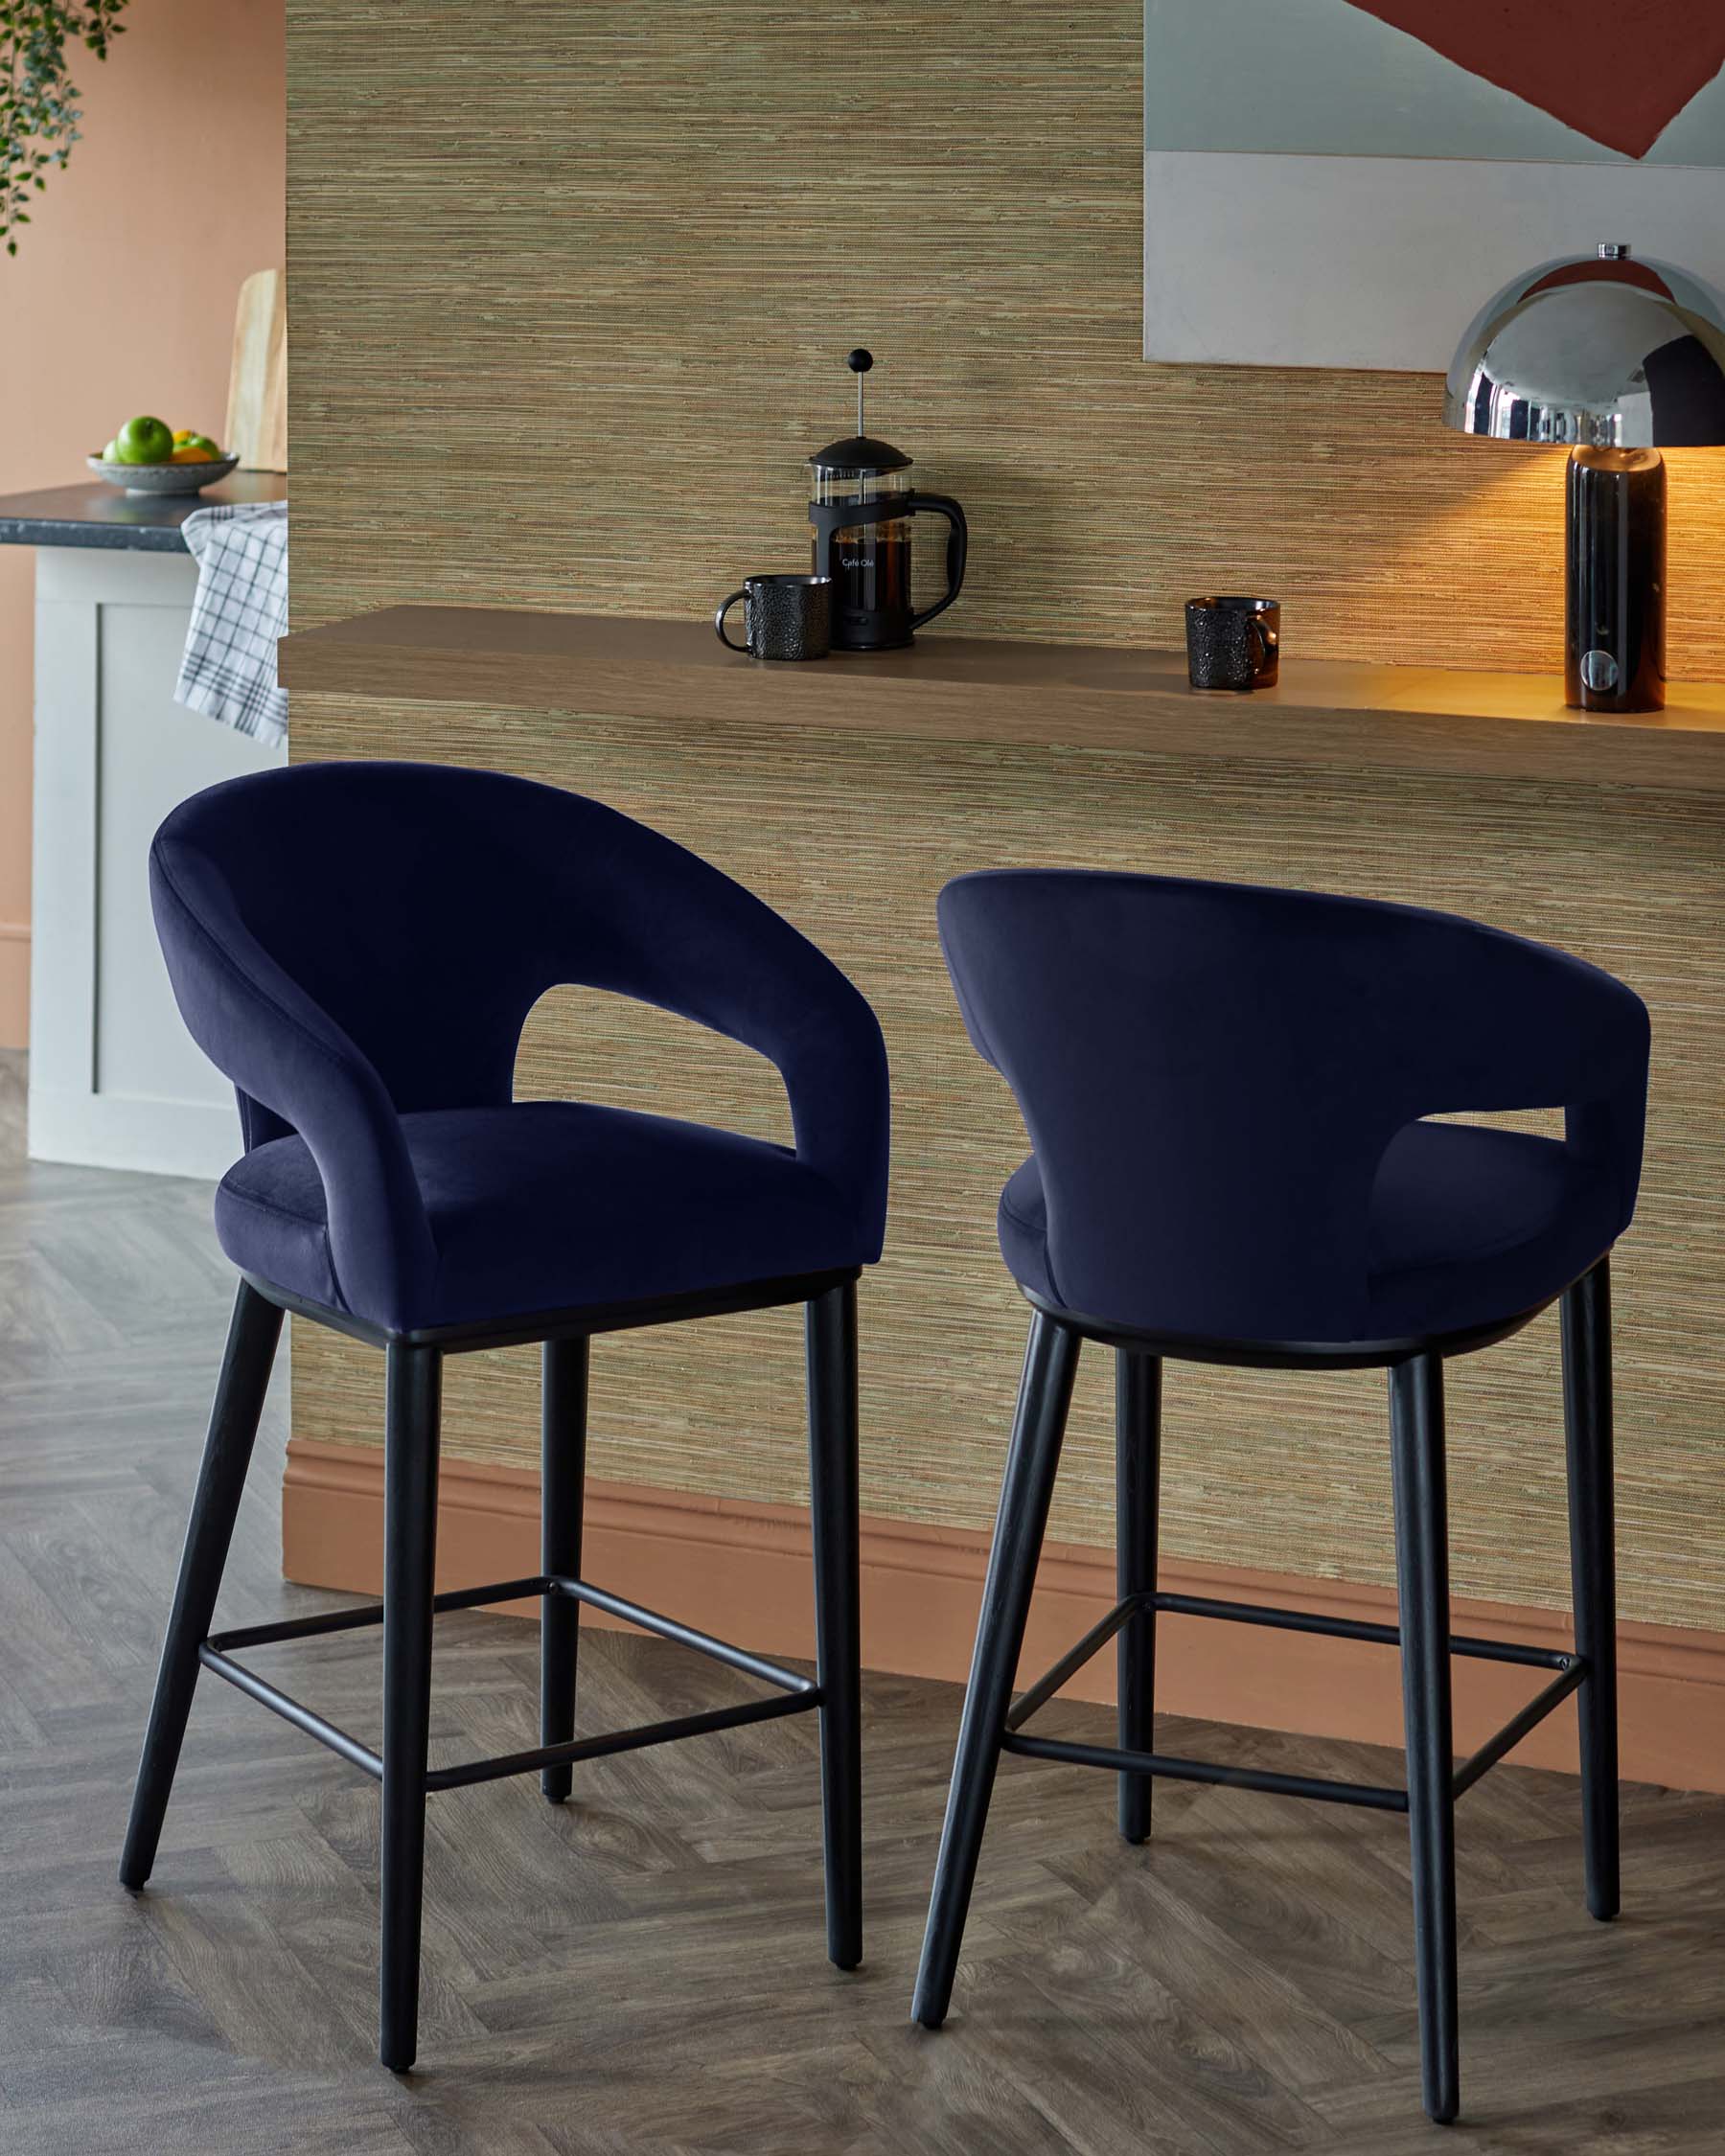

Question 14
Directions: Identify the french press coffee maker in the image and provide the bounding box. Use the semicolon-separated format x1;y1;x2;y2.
809;350;968;652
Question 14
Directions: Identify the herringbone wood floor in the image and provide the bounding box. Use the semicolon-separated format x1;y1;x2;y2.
1;1049;1721;2154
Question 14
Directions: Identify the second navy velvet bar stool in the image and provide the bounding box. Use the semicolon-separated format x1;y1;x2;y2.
913;869;1649;2125
122;761;889;2071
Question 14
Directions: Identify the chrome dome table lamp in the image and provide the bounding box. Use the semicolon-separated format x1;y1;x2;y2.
1443;244;1725;715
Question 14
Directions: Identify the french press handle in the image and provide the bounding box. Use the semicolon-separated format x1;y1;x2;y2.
905;492;968;631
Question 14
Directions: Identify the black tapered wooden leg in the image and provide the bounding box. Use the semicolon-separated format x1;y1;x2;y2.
540;1335;589;1804
380;1342;441;2076
1116;1348;1162;1845
808;1279;862;1971
913;1311;1081;2030
1391;1352;1460;2127
1563;1256;1619;1922
121;1281;284;1892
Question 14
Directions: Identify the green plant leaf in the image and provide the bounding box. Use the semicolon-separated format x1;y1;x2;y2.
1;0;129;255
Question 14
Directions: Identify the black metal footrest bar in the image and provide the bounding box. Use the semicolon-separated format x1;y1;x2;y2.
1004;1588;1587;1810
199;1572;819;1793
545;1575;816;1695
206;1574;553;1655
198;1642;384;1779
1451;1660;1586;1798
1003;1730;1411;1812
425;1689;818;1793
1149;1588;1576;1671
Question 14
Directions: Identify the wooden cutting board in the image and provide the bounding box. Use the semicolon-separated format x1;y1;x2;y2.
225;267;288;471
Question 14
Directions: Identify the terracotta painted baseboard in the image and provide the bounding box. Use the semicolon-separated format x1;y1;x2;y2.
0;922;29;1052
283;1439;1725;1795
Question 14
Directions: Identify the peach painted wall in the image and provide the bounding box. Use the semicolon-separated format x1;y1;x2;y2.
0;0;285;1045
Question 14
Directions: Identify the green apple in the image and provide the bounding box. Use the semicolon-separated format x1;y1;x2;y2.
114;415;173;465
183;433;221;456
101;438;120;462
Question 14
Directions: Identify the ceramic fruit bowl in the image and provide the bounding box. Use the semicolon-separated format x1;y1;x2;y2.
87;452;240;497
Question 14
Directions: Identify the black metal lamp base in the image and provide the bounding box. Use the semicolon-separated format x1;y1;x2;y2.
1566;447;1666;713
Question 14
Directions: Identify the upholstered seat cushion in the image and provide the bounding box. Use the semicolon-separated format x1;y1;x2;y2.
998;1119;1622;1344
216;1101;869;1333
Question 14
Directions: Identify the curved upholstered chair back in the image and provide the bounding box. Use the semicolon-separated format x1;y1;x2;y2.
937;868;1648;1343
151;761;889;1328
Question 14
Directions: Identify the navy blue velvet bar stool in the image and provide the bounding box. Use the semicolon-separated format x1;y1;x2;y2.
912;869;1649;2125
121;761;889;2072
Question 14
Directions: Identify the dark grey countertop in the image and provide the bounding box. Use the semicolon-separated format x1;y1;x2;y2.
0;473;288;553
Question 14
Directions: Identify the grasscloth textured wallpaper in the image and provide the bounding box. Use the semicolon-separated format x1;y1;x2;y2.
286;3;1725;1630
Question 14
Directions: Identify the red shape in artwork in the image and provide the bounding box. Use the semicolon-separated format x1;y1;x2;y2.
1346;0;1725;159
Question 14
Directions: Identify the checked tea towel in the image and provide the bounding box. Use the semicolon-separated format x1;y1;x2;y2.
173;501;288;746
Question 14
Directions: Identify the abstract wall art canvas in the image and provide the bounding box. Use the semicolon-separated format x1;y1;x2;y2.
1144;0;1725;369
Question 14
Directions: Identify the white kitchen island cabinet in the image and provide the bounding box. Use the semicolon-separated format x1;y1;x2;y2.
0;476;288;1178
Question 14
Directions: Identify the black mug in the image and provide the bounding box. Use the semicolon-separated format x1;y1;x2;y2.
1185;595;1280;691
715;574;832;661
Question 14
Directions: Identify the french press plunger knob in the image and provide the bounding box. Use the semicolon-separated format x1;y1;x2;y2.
846;348;872;433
